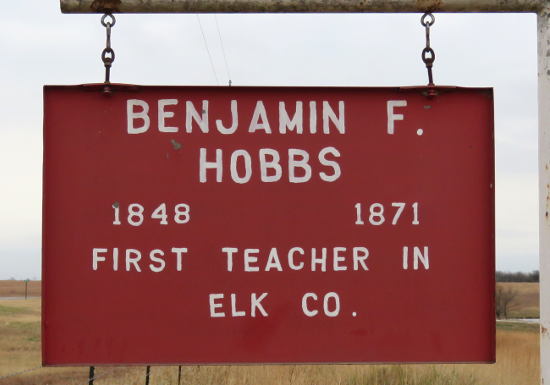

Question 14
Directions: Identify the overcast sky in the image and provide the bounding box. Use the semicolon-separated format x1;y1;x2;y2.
0;1;539;279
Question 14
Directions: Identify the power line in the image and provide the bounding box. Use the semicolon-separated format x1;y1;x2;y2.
214;15;232;86
196;15;220;85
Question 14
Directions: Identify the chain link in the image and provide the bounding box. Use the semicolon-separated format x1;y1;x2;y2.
420;12;436;87
101;13;116;94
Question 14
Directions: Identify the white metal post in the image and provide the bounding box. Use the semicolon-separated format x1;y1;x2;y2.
539;6;550;385
60;0;550;383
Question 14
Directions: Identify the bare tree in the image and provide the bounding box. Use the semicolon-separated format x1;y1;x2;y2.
496;285;518;319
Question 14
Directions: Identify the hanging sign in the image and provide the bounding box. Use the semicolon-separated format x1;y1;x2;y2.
42;85;495;365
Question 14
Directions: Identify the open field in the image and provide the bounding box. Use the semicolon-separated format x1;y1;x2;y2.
497;282;539;318
0;297;541;385
0;280;41;298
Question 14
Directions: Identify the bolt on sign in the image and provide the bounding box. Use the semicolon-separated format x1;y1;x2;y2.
42;85;495;365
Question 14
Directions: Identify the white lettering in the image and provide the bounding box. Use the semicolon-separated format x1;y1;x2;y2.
311;248;327;272
158;99;178;132
318;147;341;182
333;247;347;271
309;101;317;134
403;246;429;270
171;247;188;271
288;149;312;183
113;247;119;271
222;247;238;272
265;248;283;271
186;100;209;133
216;100;238;134
231;293;246;317
259;149;283;182
249;101;271;133
209;294;225;317
244;248;260;272
387;100;407;134
414;246;429;270
302;293;319;317
125;249;142;272
324;292;340;317
127;99;150;134
251;293;269;317
149;249;166;273
353;247;369;271
279;101;303;134
92;248;107;270
288;247;305;270
199;148;223;183
323;101;345;134
230;150;252;184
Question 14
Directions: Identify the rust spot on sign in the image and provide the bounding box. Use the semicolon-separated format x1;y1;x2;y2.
91;0;121;12
543;326;549;336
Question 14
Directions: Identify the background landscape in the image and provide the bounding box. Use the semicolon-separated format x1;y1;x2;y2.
0;276;540;385
0;2;543;384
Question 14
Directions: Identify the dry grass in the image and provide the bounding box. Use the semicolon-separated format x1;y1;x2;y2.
441;326;539;385
0;299;85;385
0;280;41;298
497;282;539;318
0;297;541;385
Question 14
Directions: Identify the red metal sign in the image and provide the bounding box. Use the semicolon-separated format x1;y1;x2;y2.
43;85;495;365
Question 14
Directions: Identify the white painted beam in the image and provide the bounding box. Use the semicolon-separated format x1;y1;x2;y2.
60;0;544;13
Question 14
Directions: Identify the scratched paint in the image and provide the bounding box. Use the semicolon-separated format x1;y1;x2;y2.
171;139;182;150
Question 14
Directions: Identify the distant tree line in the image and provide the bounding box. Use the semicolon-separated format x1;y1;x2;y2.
496;270;539;282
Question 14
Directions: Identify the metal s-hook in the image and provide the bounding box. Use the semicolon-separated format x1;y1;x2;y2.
421;12;437;96
101;13;116;94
